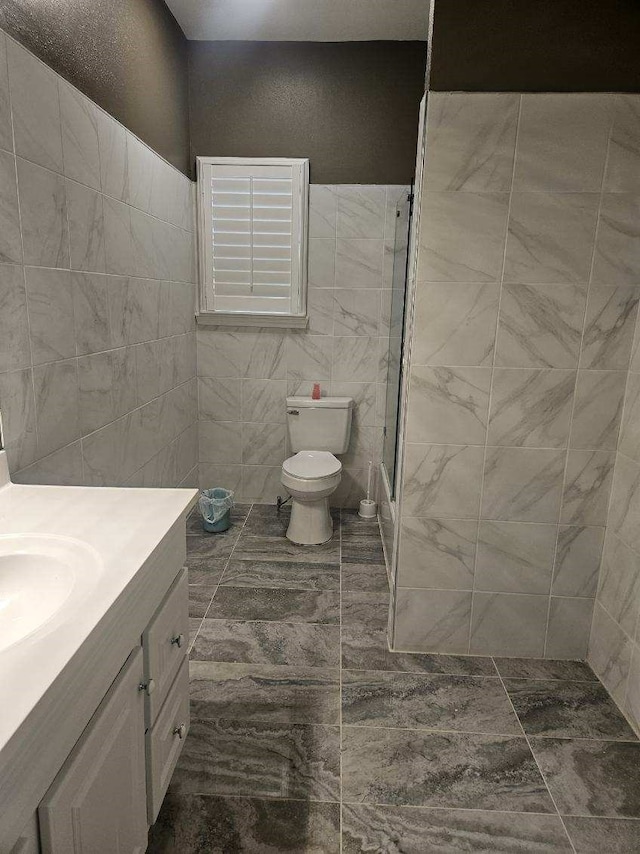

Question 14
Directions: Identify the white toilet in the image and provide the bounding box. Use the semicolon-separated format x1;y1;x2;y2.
281;396;354;545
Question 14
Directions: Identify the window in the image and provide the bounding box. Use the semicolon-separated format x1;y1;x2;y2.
196;156;309;327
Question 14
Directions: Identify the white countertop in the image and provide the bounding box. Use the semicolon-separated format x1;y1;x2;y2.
0;451;198;757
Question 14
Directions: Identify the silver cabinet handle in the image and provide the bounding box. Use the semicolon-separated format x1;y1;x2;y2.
138;678;155;695
173;723;186;739
171;633;185;649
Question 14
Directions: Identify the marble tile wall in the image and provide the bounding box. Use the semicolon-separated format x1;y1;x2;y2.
393;92;640;659
591;302;640;732
0;30;198;488
197;184;409;506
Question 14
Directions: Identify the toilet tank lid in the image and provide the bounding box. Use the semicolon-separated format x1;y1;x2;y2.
287;396;354;410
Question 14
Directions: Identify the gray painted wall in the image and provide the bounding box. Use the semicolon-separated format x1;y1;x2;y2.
430;0;640;92
188;41;427;184
0;0;190;174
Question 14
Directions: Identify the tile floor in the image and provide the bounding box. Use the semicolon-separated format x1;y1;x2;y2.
147;505;640;853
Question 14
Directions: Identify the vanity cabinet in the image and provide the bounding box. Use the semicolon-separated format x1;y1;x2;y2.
35;568;190;854
38;649;147;853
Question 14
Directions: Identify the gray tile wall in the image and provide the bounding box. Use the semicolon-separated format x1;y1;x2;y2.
0;30;198;488
592;306;640;731
196;184;409;506
393;92;640;659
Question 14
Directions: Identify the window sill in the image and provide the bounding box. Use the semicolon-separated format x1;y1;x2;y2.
196;312;308;329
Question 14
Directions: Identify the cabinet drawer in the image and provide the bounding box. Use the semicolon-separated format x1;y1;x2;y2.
146;659;190;824
143;568;188;725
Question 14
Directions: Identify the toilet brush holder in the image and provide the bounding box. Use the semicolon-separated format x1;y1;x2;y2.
358;498;377;519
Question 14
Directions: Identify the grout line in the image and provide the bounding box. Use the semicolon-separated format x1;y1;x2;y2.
187;503;254;654
471;93;523;657
495;667;578;853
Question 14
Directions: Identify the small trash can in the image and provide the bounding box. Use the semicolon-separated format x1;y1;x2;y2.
199;488;234;533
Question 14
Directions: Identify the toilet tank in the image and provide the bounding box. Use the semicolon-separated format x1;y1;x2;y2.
286;397;354;453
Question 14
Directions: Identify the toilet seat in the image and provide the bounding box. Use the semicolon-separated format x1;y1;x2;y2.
282;450;341;480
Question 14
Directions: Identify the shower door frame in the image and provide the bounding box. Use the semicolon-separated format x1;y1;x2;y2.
380;89;429;641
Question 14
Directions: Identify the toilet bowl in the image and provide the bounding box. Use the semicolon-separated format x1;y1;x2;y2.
282;396;353;545
281;451;342;544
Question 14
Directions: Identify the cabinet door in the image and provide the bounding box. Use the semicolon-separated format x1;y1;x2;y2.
39;648;147;854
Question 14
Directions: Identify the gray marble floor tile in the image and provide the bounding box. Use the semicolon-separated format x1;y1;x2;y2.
188;565;227;586
190;618;340;668
188;584;217;619
341;592;389;630
170;719;340;802
149;793;340;854
504;679;637;740
189;661;340;725
341;627;496;675
342;727;554;812
186;529;242;564
207;587;341;625
342;670;520;734
186;505;250;535
220;559;340;591
341;538;385;564
341;563;389;593
493;658;597;681
529;737;640;817
232;535;340;565
562;816;640;853
342;803;571;853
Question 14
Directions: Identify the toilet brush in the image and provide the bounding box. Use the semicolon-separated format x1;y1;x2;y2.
359;460;377;518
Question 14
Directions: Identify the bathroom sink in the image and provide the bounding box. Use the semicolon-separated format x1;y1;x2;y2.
0;535;102;653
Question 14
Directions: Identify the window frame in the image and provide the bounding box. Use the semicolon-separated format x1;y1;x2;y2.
196;156;309;328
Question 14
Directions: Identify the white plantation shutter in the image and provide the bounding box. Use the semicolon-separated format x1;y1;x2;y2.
198;158;309;317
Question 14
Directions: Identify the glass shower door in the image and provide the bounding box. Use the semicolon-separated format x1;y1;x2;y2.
382;190;412;498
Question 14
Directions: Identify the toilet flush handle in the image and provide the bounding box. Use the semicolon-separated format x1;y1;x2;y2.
287;409;299;415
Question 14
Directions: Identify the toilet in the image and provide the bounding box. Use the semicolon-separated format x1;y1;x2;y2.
281;396;354;545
